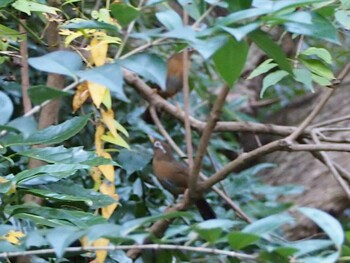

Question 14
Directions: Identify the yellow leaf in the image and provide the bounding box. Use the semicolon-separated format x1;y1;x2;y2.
102;202;118;219
98;152;114;182
102;88;112;109
95;123;105;156
62;30;84;47
73;82;90;113
88;82;107;108
101;109;117;138
91;167;102;191
3;230;24;245
92;238;109;263
100;180;116;196
0;176;9;183
101;133;130;150
90;35;108;67
114;120;129;138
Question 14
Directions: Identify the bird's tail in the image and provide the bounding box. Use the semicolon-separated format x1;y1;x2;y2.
195;198;216;220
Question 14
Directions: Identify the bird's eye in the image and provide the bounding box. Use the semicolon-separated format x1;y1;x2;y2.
154;141;166;154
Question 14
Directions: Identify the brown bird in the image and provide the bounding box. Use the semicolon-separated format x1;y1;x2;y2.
152;140;216;220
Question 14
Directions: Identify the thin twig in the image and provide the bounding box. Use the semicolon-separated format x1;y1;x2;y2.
311;114;350;128
19;18;32;113
287;61;350;141
310;130;350;199
0;244;255;260
190;85;230;197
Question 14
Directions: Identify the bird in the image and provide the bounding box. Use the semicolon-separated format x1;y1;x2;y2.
152;140;216;220
142;50;194;123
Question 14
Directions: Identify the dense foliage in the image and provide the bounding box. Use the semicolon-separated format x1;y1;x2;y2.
1;0;350;262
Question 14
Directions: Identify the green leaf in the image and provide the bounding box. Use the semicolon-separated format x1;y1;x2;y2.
27;85;71;105
250;30;293;74
311;73;332;86
20;187;94;206
217;8;270;25
117;148;152;175
0;24;26;42
243;213;294;236
20;181;117;209
247;59;278;79
156;10;182;30
298;207;344;249
0;91;13;125
19;146;117;166
293;68;313;92
301;47;332;64
3;115;90;147
28;51;82;79
192;35;229;60
162;26;198;42
220;22;261;41
62;20;120;32
120;53;167;89
228;231;260;249
12;0;59;15
195;227;222;244
284;13;339;44
335;10;350;30
6;205;106;227
110;3;140;27
14;163;89;184
213;38;248;86
0;0;14;8
261;70;289;98
46;227;85;258
77;63;127;102
301;58;334;79
290;239;334;257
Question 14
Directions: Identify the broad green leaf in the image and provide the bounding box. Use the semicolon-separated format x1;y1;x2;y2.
228;231;260;249
293;68;313;92
28;51;83;79
46;227;85;258
194;219;241;243
6;205;106;227
19;146;117;166
261;70;289;98
213;38;248;86
86;223;121;241
121;212;192;235
14;163;89;183
0;91;13;125
117;148;152;175
284;13;339;44
0;24;26;42
301;58;334;80
156;10;182;30
27;85;71;105
217;8;270;25
0;0;14;8
77;63;127;102
247;58;278;79
220;22;261;41
192;35;229;60
253;0;323;11
250;30;293;74
12;0;59;15
110;3;140;27
20;181;117;209
194;227;222;244
299;207;344;249
289;239;334;257
301;47;332;64
335;10;350;30
300;252;340;263
311;74;332;86
270;11;312;24
3;115;90;147
62;20;120;32
20;187;94;205
162;26;198;42
243;213;294;235
120;53;166;89
341;0;350;8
